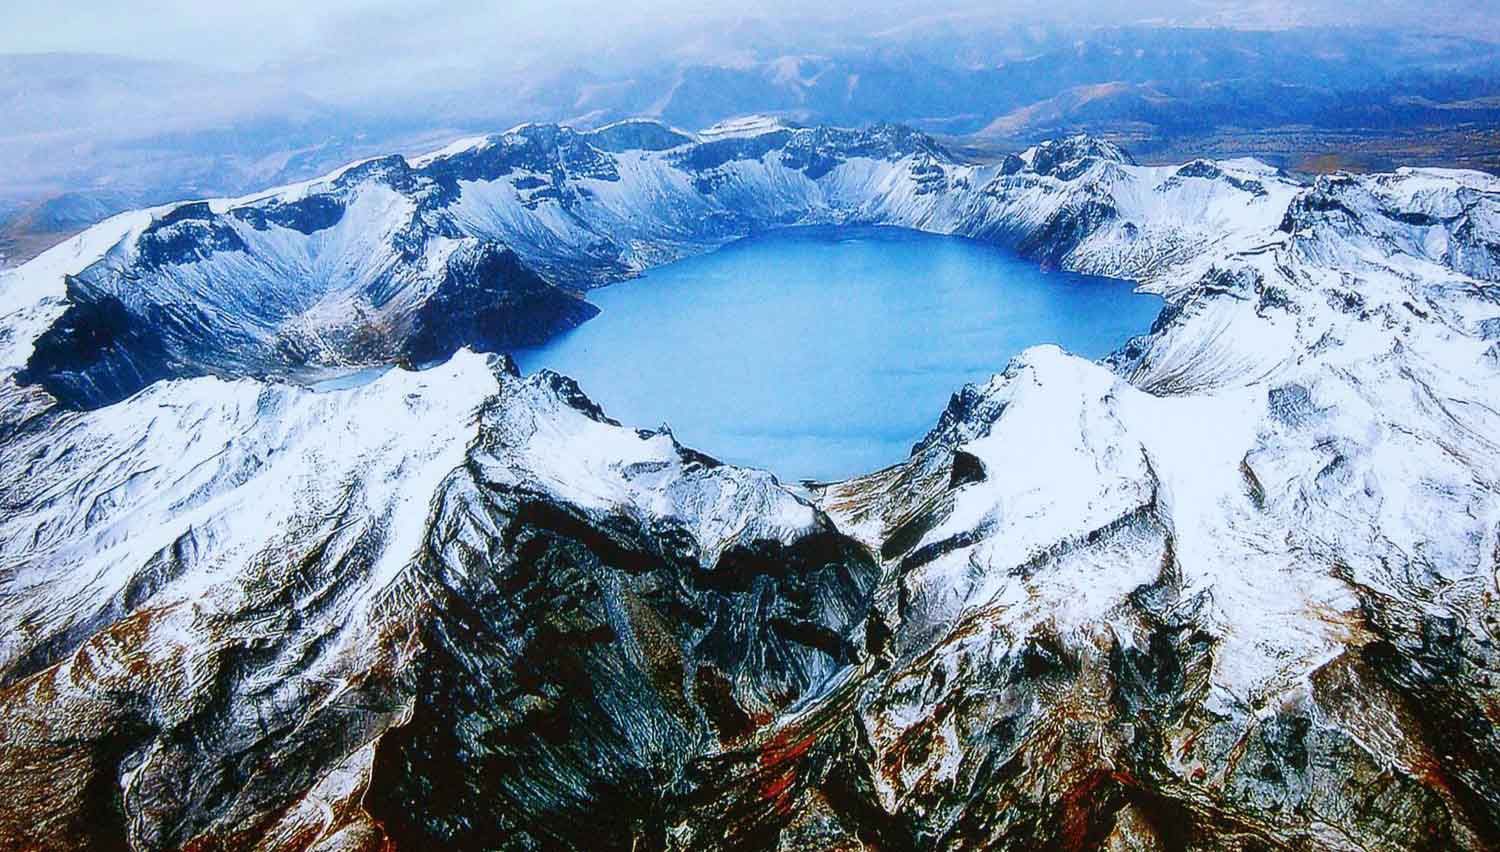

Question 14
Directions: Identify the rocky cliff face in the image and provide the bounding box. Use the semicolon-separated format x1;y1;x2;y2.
0;121;1496;850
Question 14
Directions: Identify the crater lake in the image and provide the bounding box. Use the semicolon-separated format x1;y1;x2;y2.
514;225;1162;482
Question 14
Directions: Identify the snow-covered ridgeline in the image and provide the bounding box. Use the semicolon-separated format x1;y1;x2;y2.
0;120;1295;410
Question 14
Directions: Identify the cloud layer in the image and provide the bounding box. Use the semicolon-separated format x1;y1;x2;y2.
7;0;1495;73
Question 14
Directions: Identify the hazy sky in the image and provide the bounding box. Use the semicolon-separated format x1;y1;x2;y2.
8;0;1496;72
1;0;1497;206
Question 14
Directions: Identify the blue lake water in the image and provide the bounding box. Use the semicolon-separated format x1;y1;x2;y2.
513;226;1161;482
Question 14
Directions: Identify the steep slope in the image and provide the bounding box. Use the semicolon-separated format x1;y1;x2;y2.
9;155;598;409
0;352;877;849
0;124;1496;850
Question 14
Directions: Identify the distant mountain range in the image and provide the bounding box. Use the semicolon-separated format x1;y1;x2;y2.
1;24;1498;266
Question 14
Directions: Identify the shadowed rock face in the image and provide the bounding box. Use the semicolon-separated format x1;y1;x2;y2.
362;486;877;849
0;124;1498;850
19;242;597;409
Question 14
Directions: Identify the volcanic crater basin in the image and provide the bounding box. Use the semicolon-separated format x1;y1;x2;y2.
514;224;1162;481
9;120;1500;850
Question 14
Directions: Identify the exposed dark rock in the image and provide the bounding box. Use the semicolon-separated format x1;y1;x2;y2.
231;194;346;235
403;243;599;364
949;449;987;489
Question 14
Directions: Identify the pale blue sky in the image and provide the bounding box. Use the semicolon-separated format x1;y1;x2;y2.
7;0;884;68
4;0;1494;71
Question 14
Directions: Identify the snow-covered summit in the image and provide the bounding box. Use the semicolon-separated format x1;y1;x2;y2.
697;114;796;139
1020;131;1137;176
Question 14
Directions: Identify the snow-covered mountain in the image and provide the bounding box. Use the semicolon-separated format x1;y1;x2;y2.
0;120;1497;850
5;119;1295;410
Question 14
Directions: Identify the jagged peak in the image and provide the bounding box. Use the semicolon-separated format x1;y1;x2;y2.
526;368;620;425
1021;133;1136;177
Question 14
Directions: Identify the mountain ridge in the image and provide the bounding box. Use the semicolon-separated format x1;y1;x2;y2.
6;120;1293;410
